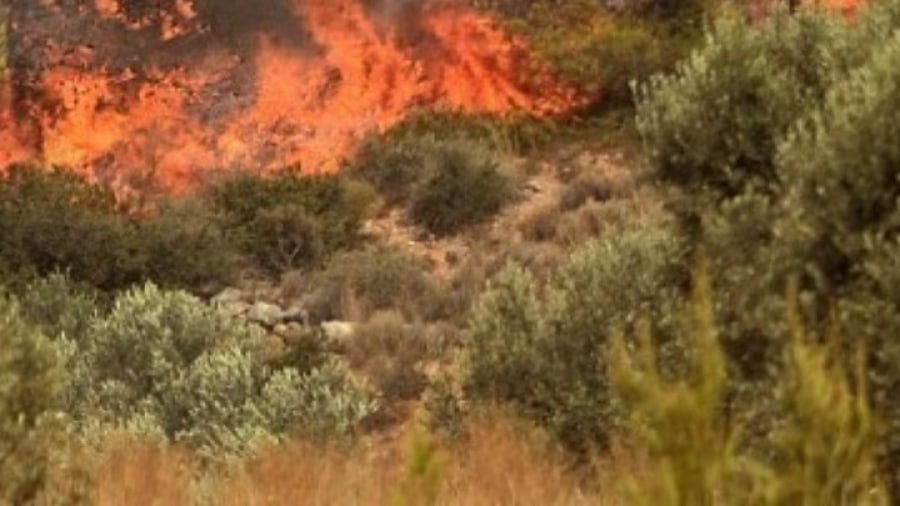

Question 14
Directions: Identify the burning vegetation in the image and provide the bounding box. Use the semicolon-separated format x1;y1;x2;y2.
0;0;581;194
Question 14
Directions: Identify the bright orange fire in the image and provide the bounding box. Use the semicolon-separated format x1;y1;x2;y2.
0;0;581;194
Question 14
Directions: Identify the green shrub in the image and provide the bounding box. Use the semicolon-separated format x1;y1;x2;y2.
0;165;142;290
211;170;374;273
66;284;374;454
409;143;511;236
136;198;241;290
248;204;324;272
0;296;62;503
347;311;429;402
351;121;530;212
635;1;900;496
0;165;239;292
349;134;439;205
775;28;900;489
465;222;685;452
15;273;101;342
258;360;377;440
610;270;890;505
306;246;451;322
635;7;845;220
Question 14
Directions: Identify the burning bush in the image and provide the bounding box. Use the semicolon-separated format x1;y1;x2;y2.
493;0;710;107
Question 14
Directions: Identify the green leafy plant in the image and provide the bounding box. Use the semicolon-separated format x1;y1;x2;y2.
306;245;451;322
409;142;511;236
610;268;889;506
211;170;375;273
0;296;62;503
66;284;374;455
465;222;685;452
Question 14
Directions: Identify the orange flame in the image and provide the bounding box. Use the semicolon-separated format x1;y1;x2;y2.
1;0;581;194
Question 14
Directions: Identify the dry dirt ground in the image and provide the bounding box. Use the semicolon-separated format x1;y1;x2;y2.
361;144;653;281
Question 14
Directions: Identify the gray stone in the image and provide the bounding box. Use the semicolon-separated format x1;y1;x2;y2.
275;322;309;340
247;301;286;327
281;305;310;325
211;287;245;306
321;320;356;343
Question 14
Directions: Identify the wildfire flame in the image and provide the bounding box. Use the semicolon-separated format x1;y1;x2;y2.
0;0;581;194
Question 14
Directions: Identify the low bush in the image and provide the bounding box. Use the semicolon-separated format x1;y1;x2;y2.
500;0;708;107
349;134;440;205
64;284;375;455
558;173;612;211
409;142;511;236
15;273;101;342
347;311;430;402
465;222;685;452
135;198;241;291
305;246;452;322
211;170;375;273
0;165;142;290
248;204;324;273
0;165;239;292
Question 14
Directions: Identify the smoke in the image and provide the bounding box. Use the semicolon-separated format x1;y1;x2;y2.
181;0;314;48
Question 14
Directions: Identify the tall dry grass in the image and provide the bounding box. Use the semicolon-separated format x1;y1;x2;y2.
52;419;628;505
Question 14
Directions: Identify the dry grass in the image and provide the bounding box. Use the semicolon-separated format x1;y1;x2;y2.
49;419;633;505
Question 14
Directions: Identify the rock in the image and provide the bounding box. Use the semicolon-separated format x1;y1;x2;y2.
221;301;252;317
247;301;286;328
321;320;356;343
281;305;310;325
211;287;245;306
272;323;290;338
523;180;541;194
274;322;308;340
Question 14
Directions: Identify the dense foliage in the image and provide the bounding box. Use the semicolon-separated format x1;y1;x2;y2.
21;283;375;456
352;133;513;236
0;296;61;503
466;222;685;451
466;0;900;499
211;170;376;273
0;165;238;292
2;0;899;501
